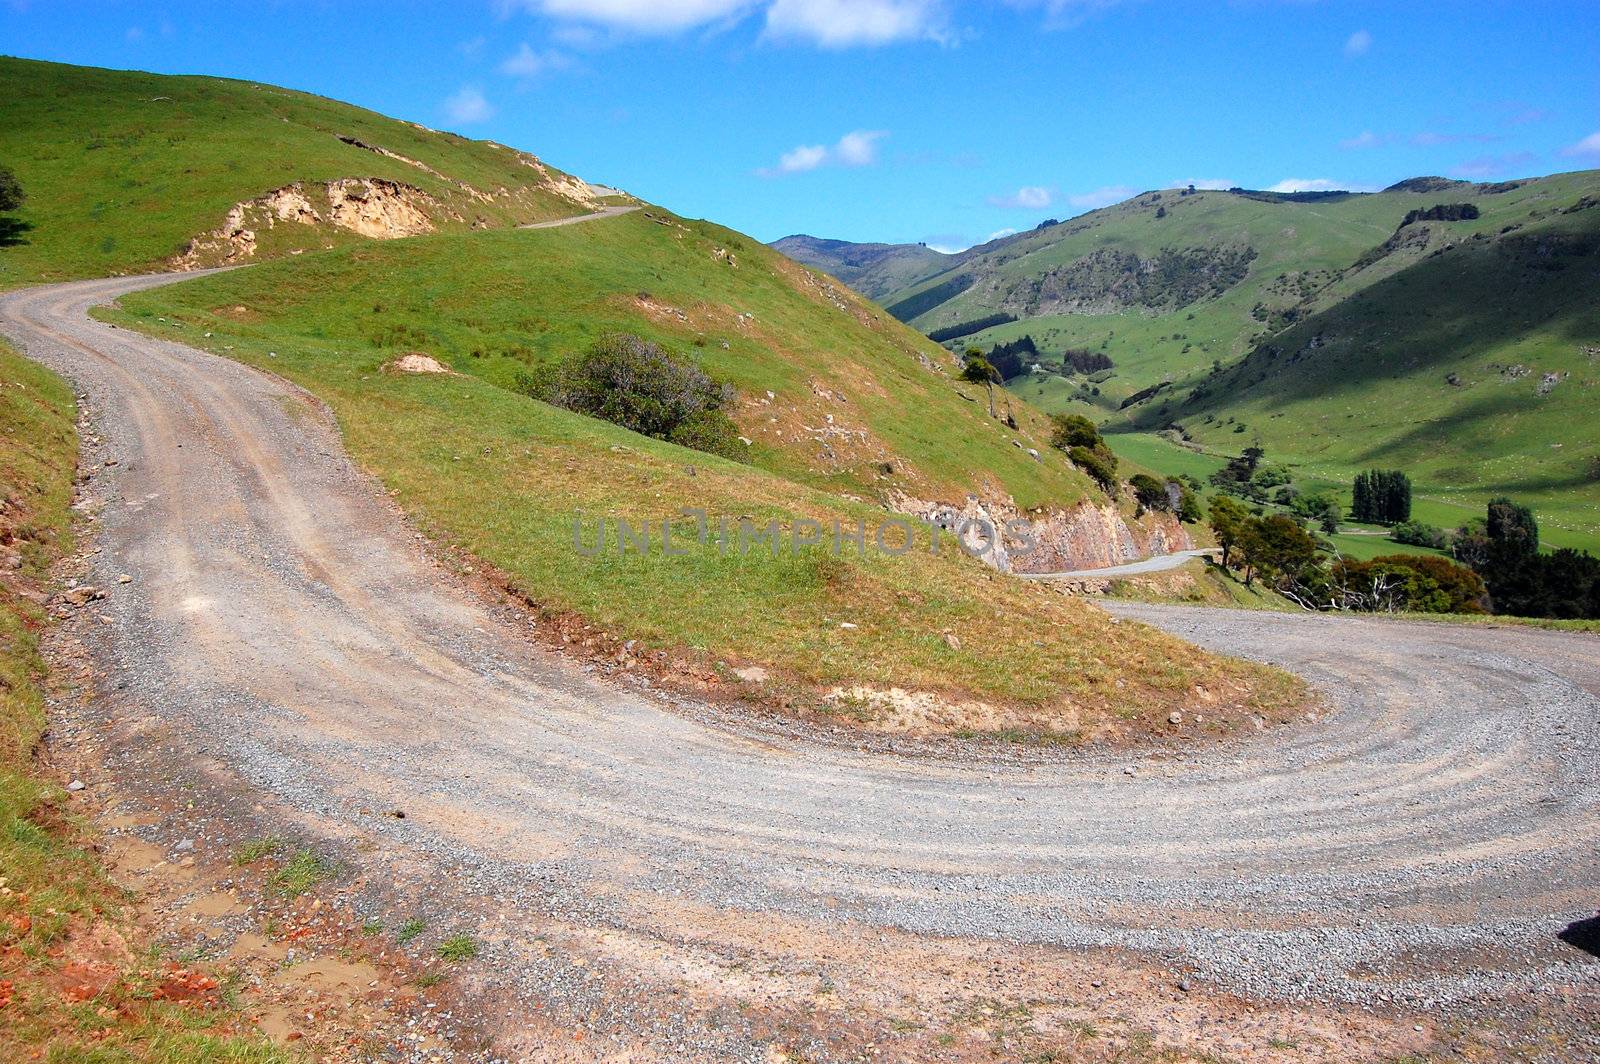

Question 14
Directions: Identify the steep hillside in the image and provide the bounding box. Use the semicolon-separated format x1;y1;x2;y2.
769;234;952;301
0;56;607;287
874;175;1599;397
105;214;1291;740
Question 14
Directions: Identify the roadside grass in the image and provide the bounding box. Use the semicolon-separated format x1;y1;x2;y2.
105;222;1306;741
231;836;285;866
1106;559;1297;611
435;934;480;962
0;56;590;288
266;849;339;899
0;338;283;1061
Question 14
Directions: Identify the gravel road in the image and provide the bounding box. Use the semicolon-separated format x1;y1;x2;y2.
1020;547;1218;579
4;274;1598;1055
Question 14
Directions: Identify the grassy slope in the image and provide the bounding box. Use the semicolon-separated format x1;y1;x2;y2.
132;209;1105;510
110;217;1301;736
873;174;1600;551
1168;192;1600;550
0;56;592;287
0;340;284;1061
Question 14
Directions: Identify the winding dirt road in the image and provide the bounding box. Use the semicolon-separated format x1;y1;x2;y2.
4;274;1599;1059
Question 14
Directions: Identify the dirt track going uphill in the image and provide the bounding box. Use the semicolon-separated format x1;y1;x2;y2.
3;274;1598;1061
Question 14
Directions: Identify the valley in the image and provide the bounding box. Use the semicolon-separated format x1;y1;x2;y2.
790;173;1600;552
1;41;1598;1064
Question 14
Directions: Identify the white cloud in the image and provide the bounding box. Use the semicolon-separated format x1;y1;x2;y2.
765;0;950;47
1340;130;1383;150
501;42;573;77
834;129;887;165
1170;178;1234;191
987;185;1052;209
1560;131;1600;159
759;130;887;176
1344;29;1371;57
775;144;829;173
513;0;754;33
926;241;967;254
443;86;495;124
1067;184;1134;209
986;227;1019;241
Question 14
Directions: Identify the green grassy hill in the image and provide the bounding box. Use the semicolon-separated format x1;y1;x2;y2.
0;56;602;287
842;173;1600;550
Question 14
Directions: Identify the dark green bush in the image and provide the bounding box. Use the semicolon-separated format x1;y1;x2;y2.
544;333;744;460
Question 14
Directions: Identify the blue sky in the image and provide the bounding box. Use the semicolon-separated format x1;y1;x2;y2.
5;1;1599;250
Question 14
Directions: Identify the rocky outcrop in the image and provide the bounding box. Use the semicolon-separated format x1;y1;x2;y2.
894;491;1192;575
172;178;445;269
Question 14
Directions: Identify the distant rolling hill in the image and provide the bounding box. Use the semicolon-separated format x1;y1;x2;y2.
768;234;953;301
781;173;1600;549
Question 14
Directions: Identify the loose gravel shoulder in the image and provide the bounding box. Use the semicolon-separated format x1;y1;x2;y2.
4;274;1598;1061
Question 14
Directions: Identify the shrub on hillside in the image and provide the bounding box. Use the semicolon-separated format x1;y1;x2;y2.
542;333;744;459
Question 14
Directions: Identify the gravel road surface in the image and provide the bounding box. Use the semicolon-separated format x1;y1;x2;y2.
4;274;1597;1056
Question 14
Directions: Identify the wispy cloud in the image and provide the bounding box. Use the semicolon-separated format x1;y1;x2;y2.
1450;152;1538;178
986;227;1019;241
443;85;495;124
1170;178;1234;191
1009;0;1126;28
505;0;950;47
1067;184;1134;209
987;185;1053;209
758;129;888;176
1343;28;1371;57
1339;130;1386;151
1560;131;1600;159
508;0;754;35
1411;130;1498;147
500;42;574;77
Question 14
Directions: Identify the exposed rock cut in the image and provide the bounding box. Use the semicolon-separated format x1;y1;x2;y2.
172;179;444;268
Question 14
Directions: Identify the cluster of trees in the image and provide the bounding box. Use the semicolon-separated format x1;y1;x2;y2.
1453;499;1600;619
926;312;1016;343
1351;469;1412;524
0;164;24;247
1129;472;1202;523
537;333;744;459
1060;348;1114;375
1397;203;1481;229
984;336;1037;380
1208;496;1487;613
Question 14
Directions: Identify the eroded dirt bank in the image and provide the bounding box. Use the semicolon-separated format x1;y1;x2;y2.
4;274;1598;1061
